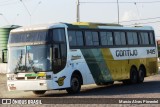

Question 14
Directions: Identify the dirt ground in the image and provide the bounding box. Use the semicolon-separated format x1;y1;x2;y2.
1;73;160;107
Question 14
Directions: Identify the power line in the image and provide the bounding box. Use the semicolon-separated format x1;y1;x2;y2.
81;1;160;4
0;0;32;6
0;1;19;6
120;17;160;23
124;20;160;26
0;0;15;3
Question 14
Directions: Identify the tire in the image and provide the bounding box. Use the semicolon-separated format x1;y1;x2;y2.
66;74;81;94
33;90;46;95
138;67;145;83
130;67;138;84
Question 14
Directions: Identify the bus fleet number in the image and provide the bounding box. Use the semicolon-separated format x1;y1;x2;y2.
146;49;155;55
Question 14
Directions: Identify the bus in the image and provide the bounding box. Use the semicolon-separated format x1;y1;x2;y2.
7;22;158;95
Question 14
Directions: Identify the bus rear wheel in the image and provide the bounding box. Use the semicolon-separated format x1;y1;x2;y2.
130;67;138;84
138;67;145;83
33;90;46;95
66;74;81;94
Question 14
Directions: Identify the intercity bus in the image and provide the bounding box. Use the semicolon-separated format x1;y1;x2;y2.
7;22;158;95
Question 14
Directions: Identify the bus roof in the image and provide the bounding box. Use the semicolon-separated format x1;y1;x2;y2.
10;23;67;33
10;22;154;33
66;22;154;31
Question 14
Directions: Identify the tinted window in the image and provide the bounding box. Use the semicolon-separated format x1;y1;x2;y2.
100;32;113;45
127;32;138;45
76;31;84;46
68;31;76;46
68;31;84;46
149;32;155;45
92;32;99;46
53;29;66;42
9;30;48;43
85;31;99;46
85;31;93;46
139;32;149;45
114;32;126;45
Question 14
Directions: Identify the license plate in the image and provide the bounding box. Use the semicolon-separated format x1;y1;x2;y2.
9;86;16;90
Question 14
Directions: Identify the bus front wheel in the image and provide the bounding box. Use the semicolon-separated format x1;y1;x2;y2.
33;90;46;95
66;74;81;94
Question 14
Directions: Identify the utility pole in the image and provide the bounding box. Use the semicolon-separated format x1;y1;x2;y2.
117;0;119;24
76;0;80;22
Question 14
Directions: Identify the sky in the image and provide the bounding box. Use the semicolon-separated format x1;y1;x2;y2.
0;0;160;39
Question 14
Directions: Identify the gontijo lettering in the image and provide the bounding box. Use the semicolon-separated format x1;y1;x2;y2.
116;50;138;57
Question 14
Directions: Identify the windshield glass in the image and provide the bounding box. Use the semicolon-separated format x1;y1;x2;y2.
8;45;52;73
9;30;48;44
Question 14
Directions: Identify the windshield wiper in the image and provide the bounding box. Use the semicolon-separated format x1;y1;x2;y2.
14;50;24;74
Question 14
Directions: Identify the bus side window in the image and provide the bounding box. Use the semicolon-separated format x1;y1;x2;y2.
100;32;113;46
121;32;126;45
84;31;99;46
114;32;121;45
68;30;84;47
114;32;126;45
139;32;149;45
92;32;99;46
85;31;93;46
127;32;138;45
76;31;84;46
132;32;138;45
68;31;76;46
149;32;155;45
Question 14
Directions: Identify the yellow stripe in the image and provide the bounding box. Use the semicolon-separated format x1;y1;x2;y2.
101;48;158;81
38;72;46;77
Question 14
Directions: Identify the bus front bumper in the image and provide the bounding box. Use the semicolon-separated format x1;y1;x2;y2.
7;80;54;91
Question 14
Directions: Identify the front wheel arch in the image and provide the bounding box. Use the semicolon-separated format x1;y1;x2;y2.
66;70;83;94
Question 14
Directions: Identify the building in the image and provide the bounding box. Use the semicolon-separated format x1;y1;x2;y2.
0;25;20;73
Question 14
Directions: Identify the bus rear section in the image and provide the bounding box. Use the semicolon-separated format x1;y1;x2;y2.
67;23;158;86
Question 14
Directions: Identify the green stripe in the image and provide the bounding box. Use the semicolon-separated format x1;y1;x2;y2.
25;73;38;77
81;49;113;84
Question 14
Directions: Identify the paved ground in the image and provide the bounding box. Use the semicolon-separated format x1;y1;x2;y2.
1;73;160;107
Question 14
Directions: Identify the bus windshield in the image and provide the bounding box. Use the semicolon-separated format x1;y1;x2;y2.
8;45;52;73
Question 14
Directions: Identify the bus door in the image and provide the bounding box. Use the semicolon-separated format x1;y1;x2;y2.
51;29;67;74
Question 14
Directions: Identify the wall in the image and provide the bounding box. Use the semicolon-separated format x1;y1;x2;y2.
0;63;7;74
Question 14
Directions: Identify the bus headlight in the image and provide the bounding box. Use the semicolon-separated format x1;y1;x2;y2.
7;76;15;80
7;74;17;80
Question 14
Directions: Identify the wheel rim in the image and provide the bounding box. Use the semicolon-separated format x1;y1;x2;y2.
139;69;144;81
71;77;79;92
131;69;137;83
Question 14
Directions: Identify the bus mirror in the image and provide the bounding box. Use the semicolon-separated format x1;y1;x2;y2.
2;49;8;63
54;48;58;59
